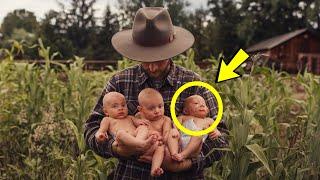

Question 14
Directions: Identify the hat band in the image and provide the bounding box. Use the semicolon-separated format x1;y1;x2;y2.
132;30;175;47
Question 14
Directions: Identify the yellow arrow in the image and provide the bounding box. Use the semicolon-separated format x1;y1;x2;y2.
216;49;249;83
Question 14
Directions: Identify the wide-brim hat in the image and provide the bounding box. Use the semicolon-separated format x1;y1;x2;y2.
111;7;194;62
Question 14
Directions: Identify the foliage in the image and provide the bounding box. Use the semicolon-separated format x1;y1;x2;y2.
117;0;190;28
1;40;320;179
0;9;39;38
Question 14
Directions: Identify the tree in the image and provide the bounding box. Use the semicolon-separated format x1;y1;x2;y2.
1;9;39;37
185;8;212;61
39;10;75;59
305;0;320;30
0;9;40;59
117;0;190;28
207;0;243;59
61;0;98;58
237;0;313;47
91;6;121;60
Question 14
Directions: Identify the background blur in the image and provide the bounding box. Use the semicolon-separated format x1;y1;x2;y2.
0;0;319;61
1;1;320;179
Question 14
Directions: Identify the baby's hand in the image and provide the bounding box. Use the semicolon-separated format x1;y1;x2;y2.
209;129;221;140
150;131;163;145
95;132;108;142
133;118;150;126
171;129;180;138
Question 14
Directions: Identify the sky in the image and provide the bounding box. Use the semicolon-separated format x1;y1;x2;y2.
0;0;208;24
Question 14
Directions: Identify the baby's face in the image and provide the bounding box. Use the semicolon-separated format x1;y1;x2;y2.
184;96;209;118
103;95;128;119
139;95;164;121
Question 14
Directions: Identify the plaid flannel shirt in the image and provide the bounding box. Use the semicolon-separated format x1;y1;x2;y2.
84;61;228;179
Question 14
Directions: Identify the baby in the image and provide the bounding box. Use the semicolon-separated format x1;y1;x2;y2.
168;95;221;162
137;88;173;177
95;92;156;157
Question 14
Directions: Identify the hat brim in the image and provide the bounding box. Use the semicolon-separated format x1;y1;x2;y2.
111;26;194;62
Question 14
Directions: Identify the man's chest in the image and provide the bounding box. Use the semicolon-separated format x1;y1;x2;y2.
118;80;198;116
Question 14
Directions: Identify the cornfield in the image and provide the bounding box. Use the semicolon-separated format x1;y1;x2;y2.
0;40;319;179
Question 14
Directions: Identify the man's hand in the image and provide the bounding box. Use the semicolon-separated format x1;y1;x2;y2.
208;129;221;140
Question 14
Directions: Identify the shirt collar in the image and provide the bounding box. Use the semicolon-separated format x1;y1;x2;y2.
137;60;176;87
137;65;148;86
166;61;176;86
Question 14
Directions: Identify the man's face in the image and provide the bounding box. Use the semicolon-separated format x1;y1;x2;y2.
141;59;170;79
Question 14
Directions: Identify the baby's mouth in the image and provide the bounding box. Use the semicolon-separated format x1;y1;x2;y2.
153;115;162;120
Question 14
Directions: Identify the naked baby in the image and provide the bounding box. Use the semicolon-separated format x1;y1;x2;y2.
95;92;156;157
167;95;221;162
137;88;173;177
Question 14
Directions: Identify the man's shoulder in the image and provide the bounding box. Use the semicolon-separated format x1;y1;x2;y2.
173;64;201;81
110;64;140;81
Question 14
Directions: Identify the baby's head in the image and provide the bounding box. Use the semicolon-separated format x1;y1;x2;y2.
183;95;209;118
138;88;164;121
102;92;128;119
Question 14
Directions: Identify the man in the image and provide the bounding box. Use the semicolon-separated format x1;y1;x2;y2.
84;7;228;179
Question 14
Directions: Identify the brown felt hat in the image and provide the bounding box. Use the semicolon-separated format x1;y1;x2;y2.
111;7;194;62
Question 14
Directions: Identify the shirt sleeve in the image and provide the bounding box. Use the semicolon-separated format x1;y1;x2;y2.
191;84;229;172
84;77;119;159
191;136;228;172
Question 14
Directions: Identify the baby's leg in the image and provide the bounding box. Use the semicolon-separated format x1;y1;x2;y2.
135;125;149;140
162;146;192;172
116;130;155;153
167;129;180;156
151;143;165;177
172;136;203;162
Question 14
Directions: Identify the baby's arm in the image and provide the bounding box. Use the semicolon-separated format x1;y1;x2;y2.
133;113;150;126
130;116;149;140
162;116;172;142
95;117;111;142
206;118;222;139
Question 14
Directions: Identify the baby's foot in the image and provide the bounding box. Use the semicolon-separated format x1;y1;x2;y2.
137;135;157;152
151;167;164;177
172;153;186;162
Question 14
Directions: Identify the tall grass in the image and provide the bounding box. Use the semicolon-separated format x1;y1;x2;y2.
0;40;319;179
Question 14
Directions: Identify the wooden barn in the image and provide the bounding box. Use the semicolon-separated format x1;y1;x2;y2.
246;28;320;74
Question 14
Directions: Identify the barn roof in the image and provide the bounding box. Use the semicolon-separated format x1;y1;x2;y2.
246;28;308;52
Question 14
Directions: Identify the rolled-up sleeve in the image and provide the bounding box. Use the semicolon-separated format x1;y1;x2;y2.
84;77;118;159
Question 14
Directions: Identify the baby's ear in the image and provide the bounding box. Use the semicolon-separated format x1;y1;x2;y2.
183;107;189;115
137;105;142;112
103;107;109;116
